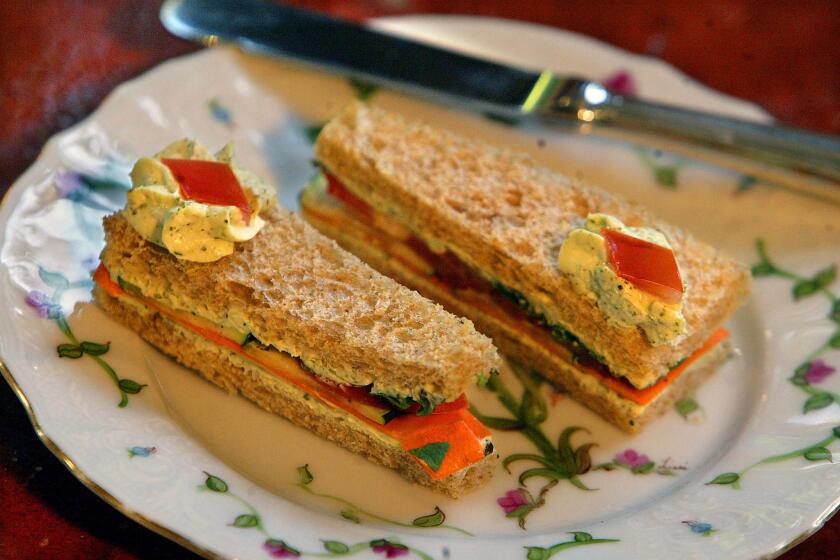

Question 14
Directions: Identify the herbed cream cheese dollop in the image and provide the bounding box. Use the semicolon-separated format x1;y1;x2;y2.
558;213;686;345
123;139;276;262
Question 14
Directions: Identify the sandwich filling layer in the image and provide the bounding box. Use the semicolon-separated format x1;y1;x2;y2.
301;172;729;407
94;264;493;479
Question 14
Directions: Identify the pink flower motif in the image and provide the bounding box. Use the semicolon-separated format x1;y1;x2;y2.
371;539;409;558
497;488;529;514
263;539;300;558
602;70;637;96
804;360;837;384
615;448;651;468
25;291;62;319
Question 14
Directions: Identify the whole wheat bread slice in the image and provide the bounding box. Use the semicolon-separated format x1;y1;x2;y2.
314;101;750;389
100;209;500;404
304;203;730;432
94;285;496;497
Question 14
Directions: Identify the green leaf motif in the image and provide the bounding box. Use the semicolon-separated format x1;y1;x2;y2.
39;267;69;289
481;416;525;430
521;390;547;425
675;397;700;417
804;392;834;413
751;262;775;277
232;514;258;528
572;531;593;542
80;340;110;356
340;509;360;523
412;506;446;528
409;442;450;472
654;166;678;188
814;265;837;289
829;331;840;349
506;504;533;519
557;426;590;472
525;547;549;560
118;379;146;394
57;344;83;359
573;443;596;475
297;464;314;485
791;363;811;386
793;281;818;300
804;447;833;462
265;539;300;556
833;425;840;439
322;540;350;554
707;472;740;485
519;467;569;485
830;300;840;323
204;472;228;493
632;461;656;474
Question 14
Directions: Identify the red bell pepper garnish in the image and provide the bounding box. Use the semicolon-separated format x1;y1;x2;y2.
162;158;252;223
325;173;373;220
603;228;683;304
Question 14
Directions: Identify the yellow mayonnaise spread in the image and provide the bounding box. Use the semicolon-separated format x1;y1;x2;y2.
123;139;276;262
558;213;686;345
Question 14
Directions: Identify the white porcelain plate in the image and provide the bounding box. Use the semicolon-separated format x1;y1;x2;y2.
2;16;839;560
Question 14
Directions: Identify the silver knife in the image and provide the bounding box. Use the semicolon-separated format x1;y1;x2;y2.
161;0;840;204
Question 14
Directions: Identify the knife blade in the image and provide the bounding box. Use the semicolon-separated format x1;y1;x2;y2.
161;0;840;204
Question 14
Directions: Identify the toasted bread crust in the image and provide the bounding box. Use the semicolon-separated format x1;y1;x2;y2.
314;101;750;389
100;210;500;403
304;209;729;432
94;285;497;497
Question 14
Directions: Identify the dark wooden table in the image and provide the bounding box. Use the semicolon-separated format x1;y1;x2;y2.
1;1;838;558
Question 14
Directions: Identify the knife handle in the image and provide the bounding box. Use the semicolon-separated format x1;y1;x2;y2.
530;76;840;203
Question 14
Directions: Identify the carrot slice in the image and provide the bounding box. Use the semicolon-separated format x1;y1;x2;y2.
93;263;124;297
586;327;730;405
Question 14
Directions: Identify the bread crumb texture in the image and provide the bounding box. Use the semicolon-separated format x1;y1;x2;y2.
101;209;500;402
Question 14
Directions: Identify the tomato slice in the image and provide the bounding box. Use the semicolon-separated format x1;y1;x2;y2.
325;173;373;220
603;228;683;304
162;158;252;223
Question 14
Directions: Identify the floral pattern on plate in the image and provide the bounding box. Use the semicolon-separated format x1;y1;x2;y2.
1;16;838;559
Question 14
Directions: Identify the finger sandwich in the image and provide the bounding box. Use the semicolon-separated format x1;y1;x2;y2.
94;139;500;497
302;102;751;432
